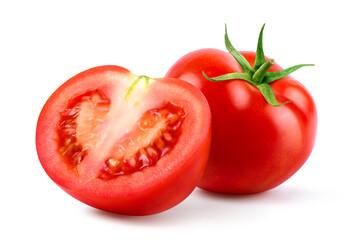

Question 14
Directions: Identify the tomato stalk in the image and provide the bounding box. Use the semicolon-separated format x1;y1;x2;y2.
203;24;314;107
252;58;275;84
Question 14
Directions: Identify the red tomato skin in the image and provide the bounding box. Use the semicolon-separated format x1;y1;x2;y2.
60;137;210;215
165;49;317;194
36;65;211;215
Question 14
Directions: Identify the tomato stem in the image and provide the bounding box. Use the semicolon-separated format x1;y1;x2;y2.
252;59;275;84
204;24;315;107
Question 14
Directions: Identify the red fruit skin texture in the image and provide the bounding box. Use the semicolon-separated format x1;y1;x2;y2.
36;65;212;215
165;49;317;194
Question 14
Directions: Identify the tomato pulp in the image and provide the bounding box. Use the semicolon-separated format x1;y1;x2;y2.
36;65;211;215
165;26;317;194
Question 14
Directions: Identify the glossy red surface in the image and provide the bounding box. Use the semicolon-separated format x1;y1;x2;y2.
166;49;317;194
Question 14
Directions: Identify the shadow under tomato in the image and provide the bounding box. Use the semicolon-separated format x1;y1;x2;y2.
196;185;318;204
86;202;197;226
87;185;320;226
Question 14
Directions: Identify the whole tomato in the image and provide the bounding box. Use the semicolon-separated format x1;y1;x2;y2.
36;65;211;215
165;25;317;194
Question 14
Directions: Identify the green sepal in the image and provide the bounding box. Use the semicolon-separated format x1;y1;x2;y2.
225;24;254;75
257;83;292;107
253;24;266;71
203;24;314;107
202;71;252;84
263;64;315;83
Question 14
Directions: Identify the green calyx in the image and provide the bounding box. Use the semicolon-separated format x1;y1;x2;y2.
203;24;314;107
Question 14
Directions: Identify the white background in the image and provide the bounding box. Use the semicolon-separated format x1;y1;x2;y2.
1;0;352;239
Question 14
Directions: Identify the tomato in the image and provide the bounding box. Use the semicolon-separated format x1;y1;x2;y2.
165;25;317;194
36;65;211;215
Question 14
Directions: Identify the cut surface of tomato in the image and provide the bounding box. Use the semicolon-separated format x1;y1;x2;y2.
36;65;211;215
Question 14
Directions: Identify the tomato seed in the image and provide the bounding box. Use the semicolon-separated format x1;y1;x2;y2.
71;150;87;165
64;137;73;146
146;147;159;160
155;138;165;150
127;156;138;168
158;109;170;118
167;113;179;124
138;150;150;167
107;158;121;171
163;132;173;142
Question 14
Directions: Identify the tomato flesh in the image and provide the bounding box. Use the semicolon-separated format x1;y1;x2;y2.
36;65;211;215
98;102;186;180
58;90;187;179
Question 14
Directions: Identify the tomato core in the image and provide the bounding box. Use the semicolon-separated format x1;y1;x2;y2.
57;90;186;180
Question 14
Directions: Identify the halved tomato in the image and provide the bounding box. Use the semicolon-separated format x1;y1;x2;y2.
36;65;211;215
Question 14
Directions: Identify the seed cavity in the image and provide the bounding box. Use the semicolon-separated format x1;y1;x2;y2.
98;102;186;180
57;90;110;168
58;94;186;179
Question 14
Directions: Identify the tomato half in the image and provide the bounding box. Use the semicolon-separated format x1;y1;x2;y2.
36;65;211;215
165;26;317;194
